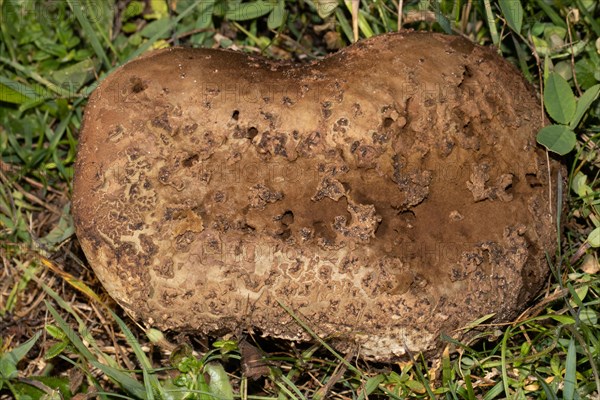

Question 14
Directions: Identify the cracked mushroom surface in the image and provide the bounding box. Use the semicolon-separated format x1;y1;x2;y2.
73;32;561;361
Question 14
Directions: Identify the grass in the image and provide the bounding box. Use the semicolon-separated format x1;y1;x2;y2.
1;0;599;398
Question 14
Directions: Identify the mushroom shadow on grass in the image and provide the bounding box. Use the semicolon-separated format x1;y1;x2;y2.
72;32;562;362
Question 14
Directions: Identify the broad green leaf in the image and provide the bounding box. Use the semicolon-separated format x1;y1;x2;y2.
569;84;600;129
571;172;590;197
536;124;576;155
225;1;275;21
190;0;215;45
431;1;452;34
12;376;72;400
544;72;576;124
316;0;339;19
532;35;550;57
0;331;41;380
39;203;75;247
362;374;385;398
0;83;28;104
212;339;238;354
579;308;598;325
268;0;286;30
573;285;588;304
588;227;600;247
50;59;97;93
575;58;600;90
146;0;169;19
405;379;426;394
563;338;576;400
4;331;42;365
126;1;202;62
123;1;145;21
140;18;172;39
554;61;573;81
0;76;35;102
45;324;66;340
44;341;69;360
205;362;234;400
146;328;165;344
0;357;17;380
543;56;552;82
499;0;523;33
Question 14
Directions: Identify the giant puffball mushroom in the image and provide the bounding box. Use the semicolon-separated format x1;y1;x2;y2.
73;32;561;361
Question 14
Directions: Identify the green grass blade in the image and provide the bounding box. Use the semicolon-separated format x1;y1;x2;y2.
126;0;203;62
44;301;102;363
482;0;499;47
0;56;72;98
563;338;577;400
357;374;384;400
431;1;452;33
511;35;533;82
411;357;436;399
463;370;475;399
481;381;504;400
143;369;156;400
335;7;354;43
0;1;17;60
38;279;119;369
276;300;361;376
57;355;111;400
534;0;566;28
277;373;305;399
110;310;165;399
89;360;148;399
574;0;600;36
45;301;148;399
4;331;42;365
535;372;558;400
569;84;600;129
86;0;118;58
500;327;511;399
357;9;375;38
66;0;111;69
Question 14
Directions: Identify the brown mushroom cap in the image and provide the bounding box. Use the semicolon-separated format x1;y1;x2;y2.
73;32;561;361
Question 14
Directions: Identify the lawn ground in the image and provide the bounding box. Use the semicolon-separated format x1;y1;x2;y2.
1;1;599;399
